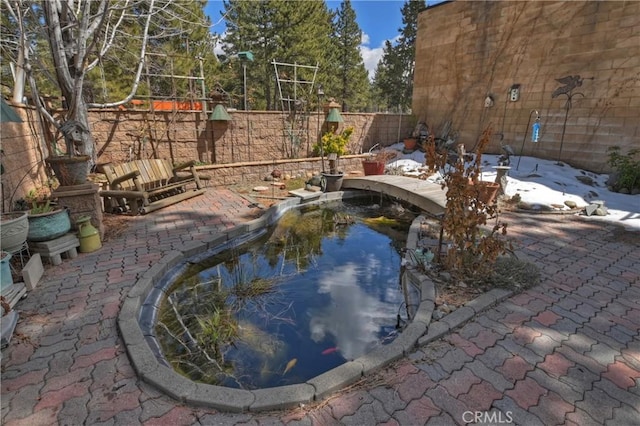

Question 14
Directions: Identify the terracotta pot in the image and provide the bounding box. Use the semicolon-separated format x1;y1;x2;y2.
27;207;71;242
362;160;385;176
403;138;418;151
472;181;500;205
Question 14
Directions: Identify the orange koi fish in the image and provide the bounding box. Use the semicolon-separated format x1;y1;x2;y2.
283;358;297;375
321;347;339;355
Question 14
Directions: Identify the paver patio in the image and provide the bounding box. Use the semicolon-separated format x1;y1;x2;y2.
1;188;639;425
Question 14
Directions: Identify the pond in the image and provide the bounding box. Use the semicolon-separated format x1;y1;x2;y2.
154;199;419;389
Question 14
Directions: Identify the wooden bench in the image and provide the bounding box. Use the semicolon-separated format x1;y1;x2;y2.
99;159;207;214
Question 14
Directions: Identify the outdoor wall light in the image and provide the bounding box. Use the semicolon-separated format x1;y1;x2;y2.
237;51;254;110
237;51;254;62
326;107;343;123
1;97;22;123
209;104;232;121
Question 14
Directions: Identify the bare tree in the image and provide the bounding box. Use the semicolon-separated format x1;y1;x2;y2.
2;0;211;168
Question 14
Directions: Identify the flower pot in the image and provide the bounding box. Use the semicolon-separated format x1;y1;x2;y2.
0;212;29;253
362;160;385;176
46;155;90;186
1;251;13;292
403;138;418;152
321;172;344;192
472;181;500;205
27;207;71;242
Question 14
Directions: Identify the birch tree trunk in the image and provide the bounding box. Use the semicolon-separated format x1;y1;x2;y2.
42;0;110;167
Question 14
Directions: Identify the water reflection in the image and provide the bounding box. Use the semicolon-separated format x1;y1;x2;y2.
156;200;414;389
309;261;403;361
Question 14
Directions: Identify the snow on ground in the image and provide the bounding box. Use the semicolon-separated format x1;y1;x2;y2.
378;142;640;230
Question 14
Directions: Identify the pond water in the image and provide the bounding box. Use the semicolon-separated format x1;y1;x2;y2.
155;199;417;389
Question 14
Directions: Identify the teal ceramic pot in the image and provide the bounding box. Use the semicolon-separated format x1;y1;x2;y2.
27;207;71;242
0;251;13;291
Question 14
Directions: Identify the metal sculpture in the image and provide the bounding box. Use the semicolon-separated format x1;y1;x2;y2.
553;75;591;164
552;75;584;99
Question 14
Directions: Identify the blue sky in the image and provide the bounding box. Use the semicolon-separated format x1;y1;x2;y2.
204;1;437;79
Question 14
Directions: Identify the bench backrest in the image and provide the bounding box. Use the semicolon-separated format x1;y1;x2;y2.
103;159;175;191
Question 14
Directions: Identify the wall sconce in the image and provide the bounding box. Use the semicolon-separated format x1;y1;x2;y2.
326;107;343;123
1;98;22;123
209;104;231;121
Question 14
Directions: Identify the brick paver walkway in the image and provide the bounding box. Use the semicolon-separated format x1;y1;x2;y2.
1;189;639;425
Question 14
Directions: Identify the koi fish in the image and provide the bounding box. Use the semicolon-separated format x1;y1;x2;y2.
283;358;297;375
321;347;339;355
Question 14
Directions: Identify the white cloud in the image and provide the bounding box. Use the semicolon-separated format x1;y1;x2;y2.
214;31;227;57
360;32;398;81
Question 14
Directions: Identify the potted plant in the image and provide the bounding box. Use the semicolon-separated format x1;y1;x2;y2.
0;149;30;253
20;188;71;242
313;126;353;192
403;136;418;152
402;116;423;154
362;147;397;176
45;120;91;186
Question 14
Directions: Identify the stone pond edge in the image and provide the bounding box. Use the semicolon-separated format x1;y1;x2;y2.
117;190;513;412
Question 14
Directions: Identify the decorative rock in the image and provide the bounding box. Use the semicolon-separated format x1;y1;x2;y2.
564;200;577;209
432;310;445;320
306;175;322;187
576;175;594;185
517;201;533;210
596;206;608;216
440;304;452;314
584;204;599;216
252;186;269;192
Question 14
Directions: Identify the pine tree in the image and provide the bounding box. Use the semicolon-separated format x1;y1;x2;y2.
372;0;425;112
329;0;370;112
221;0;332;111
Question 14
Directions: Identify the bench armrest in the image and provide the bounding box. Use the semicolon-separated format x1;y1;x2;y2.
173;160;196;172
110;170;141;188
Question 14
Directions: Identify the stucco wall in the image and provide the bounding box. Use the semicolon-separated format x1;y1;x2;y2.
413;0;639;173
0;106;50;212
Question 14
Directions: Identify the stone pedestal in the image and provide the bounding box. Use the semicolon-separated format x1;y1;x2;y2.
29;233;79;266
493;166;511;195
53;183;104;239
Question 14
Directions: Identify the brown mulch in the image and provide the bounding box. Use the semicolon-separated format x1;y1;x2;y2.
102;213;134;242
